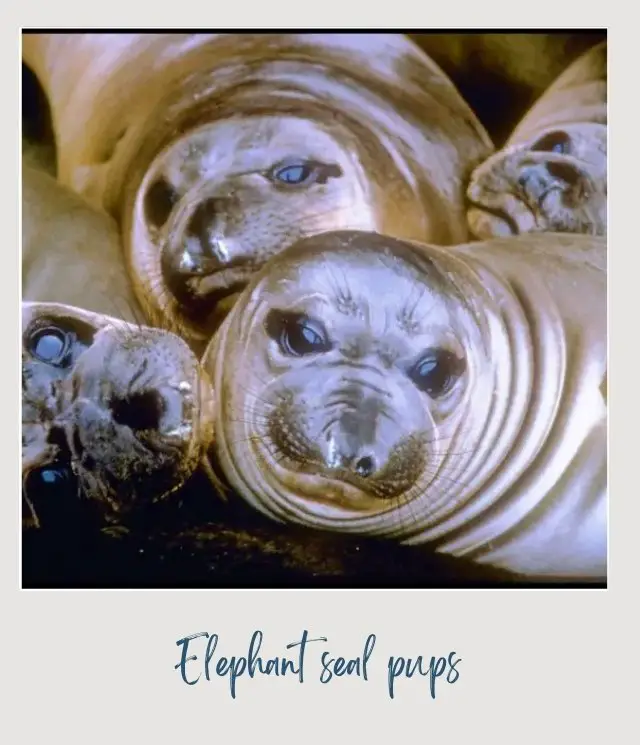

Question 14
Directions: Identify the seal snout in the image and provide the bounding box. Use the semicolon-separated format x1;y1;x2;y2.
322;392;387;480
160;193;251;317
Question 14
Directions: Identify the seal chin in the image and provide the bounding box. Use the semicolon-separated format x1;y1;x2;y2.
262;461;408;516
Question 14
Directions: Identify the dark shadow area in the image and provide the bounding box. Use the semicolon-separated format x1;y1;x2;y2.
21;62;57;174
410;31;607;145
21;469;606;590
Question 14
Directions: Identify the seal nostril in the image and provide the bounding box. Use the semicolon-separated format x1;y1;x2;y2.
185;197;219;242
110;390;165;432
545;160;581;186
354;455;376;478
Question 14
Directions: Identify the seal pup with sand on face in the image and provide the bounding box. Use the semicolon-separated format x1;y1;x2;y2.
22;32;493;344
21;301;215;530
203;229;606;580
466;41;607;238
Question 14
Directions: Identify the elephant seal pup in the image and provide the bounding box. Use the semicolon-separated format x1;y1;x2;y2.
22;301;215;530
203;230;606;580
466;41;607;239
23;32;493;343
22;163;140;322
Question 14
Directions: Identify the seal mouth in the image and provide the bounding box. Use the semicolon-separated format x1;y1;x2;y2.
162;251;253;327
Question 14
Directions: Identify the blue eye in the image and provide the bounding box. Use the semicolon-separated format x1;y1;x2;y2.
268;160;343;187
408;349;465;398
39;467;74;487
531;130;571;155
265;310;332;357
23;463;78;527
29;327;72;368
273;163;315;185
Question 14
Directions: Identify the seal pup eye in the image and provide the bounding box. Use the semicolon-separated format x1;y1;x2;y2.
265;310;332;357
23;463;79;526
266;159;343;187
144;176;180;229
531;131;572;155
408;349;466;398
28;326;73;368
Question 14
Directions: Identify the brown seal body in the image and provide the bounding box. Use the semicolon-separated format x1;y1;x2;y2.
21;301;214;529
203;230;606;579
23;33;493;343
466;41;607;238
22;162;140;321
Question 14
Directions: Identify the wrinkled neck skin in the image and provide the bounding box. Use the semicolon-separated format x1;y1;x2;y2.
207;236;606;579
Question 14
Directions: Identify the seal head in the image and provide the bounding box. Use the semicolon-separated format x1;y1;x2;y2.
22;302;214;529
466;41;607;238
203;230;499;532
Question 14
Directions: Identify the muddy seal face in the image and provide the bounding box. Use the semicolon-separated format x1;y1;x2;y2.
466;41;607;238
22;302;214;529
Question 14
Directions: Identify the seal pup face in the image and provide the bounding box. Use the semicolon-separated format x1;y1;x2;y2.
204;231;498;534
465;41;607;239
466;123;607;238
22;302;214;530
133;116;377;341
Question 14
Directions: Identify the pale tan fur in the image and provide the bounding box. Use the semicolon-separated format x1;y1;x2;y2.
22;163;140;321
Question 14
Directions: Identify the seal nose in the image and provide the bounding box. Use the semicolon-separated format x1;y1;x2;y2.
323;393;392;478
518;166;550;202
160;196;235;309
353;454;377;478
109;390;166;432
184;197;222;248
518;161;582;203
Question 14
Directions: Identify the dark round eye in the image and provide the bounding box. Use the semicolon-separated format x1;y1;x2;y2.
531;130;572;155
408;349;466;398
144;176;180;229
268;160;343;187
265;310;332;357
29;327;72;368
